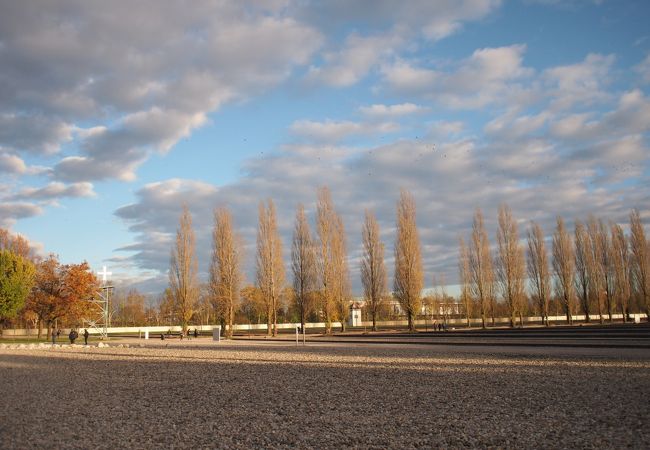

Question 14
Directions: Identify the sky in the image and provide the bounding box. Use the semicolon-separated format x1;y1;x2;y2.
1;0;649;296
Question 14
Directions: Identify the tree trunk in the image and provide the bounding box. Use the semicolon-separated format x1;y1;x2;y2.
607;297;613;323
300;305;306;332
582;285;590;323
597;295;604;325
272;308;277;337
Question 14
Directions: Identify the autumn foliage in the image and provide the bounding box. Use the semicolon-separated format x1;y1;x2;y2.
25;255;99;338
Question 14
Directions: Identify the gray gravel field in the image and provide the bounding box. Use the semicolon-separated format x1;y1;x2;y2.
1;341;649;449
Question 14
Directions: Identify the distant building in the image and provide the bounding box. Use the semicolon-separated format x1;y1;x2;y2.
350;295;463;320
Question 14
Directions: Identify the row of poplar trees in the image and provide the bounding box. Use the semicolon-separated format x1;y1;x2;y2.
168;187;425;335
458;206;649;328
168;188;649;335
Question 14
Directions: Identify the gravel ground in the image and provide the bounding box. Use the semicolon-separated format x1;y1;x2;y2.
1;341;649;449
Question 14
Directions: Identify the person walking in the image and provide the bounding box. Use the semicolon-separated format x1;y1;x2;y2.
69;329;78;344
83;329;90;345
52;328;57;345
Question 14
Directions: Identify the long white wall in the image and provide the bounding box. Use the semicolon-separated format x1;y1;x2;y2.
2;313;646;336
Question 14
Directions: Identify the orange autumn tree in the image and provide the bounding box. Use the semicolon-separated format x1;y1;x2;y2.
25;255;100;338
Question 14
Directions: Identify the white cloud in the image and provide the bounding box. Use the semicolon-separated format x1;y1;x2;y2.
0;114;72;155
549;113;593;139
0;153;27;174
382;44;532;108
524;0;604;7
381;60;439;93
301;1;502;87
290;119;399;142
428;121;465;139
10;182;96;202
0;1;323;184
307;32;403;87
294;0;501;42
543;53;615;110
634;54;650;84
359;103;429;118
550;89;650;140
113;107;648;293
485;111;550;139
0;203;43;227
53;107;208;182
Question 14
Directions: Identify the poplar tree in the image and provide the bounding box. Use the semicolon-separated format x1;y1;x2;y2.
552;216;575;324
589;217;613;322
574;220;592;322
610;223;631;321
316;187;343;334
469;208;494;329
393;189;423;332
332;213;351;331
527;221;551;326
291;204;316;331
210;207;242;339
629;209;649;317
458;237;472;327
256;199;285;337
361;210;387;331
496;204;526;327
169;205;199;333
600;220;615;322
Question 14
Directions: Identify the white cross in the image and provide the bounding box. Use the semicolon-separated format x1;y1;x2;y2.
97;265;112;283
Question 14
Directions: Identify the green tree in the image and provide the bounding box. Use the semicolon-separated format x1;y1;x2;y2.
0;250;35;328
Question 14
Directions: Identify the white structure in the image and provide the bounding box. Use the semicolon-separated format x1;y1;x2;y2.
212;326;222;342
348;304;363;327
98;265;112;283
83;265;113;339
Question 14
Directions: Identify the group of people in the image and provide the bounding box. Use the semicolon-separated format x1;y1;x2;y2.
432;321;448;332
51;328;90;345
160;328;200;340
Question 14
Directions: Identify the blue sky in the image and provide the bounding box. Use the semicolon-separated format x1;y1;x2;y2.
1;0;649;295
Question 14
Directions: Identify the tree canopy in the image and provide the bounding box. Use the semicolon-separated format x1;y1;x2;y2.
0;250;35;322
25;255;99;333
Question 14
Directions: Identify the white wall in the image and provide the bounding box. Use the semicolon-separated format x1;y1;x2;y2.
2;313;645;336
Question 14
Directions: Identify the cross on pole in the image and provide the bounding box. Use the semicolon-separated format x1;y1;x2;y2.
98;265;112;284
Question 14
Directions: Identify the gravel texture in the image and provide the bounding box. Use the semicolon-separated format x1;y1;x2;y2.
1;340;649;449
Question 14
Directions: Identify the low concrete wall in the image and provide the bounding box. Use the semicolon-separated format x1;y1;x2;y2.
2;313;645;336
